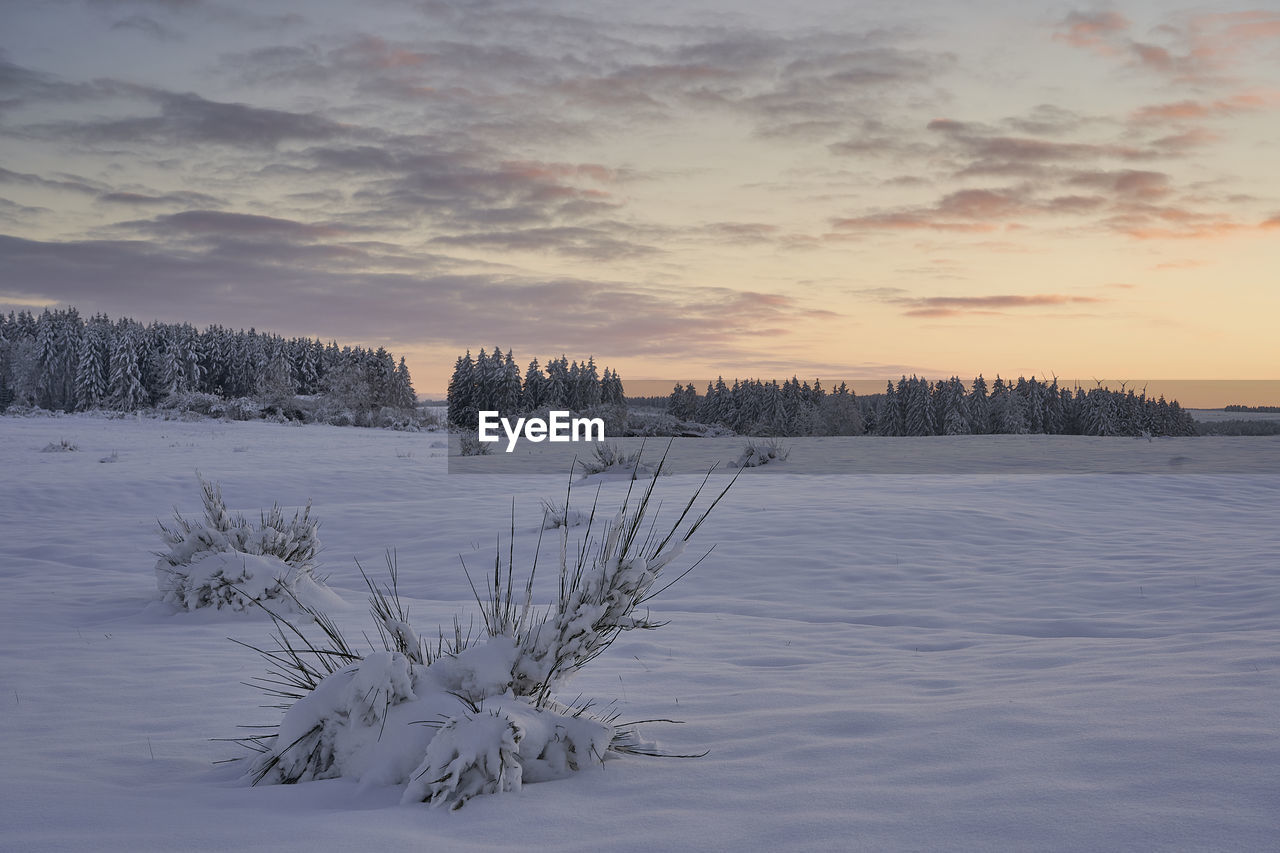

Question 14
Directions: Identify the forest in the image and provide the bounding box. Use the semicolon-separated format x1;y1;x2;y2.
0;307;417;425
445;348;626;427
659;375;1198;437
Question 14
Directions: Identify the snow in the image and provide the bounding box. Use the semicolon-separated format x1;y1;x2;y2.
2;415;1277;850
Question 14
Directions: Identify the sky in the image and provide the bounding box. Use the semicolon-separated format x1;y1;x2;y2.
1;0;1278;398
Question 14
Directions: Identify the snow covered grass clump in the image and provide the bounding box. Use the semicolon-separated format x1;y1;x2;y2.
731;438;790;468
233;462;735;810
538;498;587;529
40;438;78;452
576;442;655;479
156;478;325;611
457;432;492;456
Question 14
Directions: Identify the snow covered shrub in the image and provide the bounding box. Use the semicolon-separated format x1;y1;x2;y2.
40;438;78;452
626;409;735;438
457;432;492;456
731;438;790;468
209;396;264;421
370;406;418;431
576;442;653;478
158;391;222;416
232;458;736;810
156;478;323;611
539;498;586;530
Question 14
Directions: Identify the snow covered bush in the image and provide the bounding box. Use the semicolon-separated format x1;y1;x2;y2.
208;396;264;421
731;438;790;468
576;442;653;478
232;459;735;810
156;478;324;611
539;498;586;530
457;432;492;456
157;391;222;416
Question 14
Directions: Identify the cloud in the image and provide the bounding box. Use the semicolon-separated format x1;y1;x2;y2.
115;210;354;241
0;233;827;364
110;14;184;40
690;221;782;244
97;190;223;207
0;196;47;223
1053;11;1131;54
928;118;1157;175
830;187;1037;233
1105;212;1279;240
1066;169;1171;200
222;26;953;143
828;106;1255;239
23;90;348;149
1131;92;1280;123
1054;8;1280;84
0;56;114;114
856;289;1107;317
0;167;104;196
1180;11;1280;66
429;225;660;262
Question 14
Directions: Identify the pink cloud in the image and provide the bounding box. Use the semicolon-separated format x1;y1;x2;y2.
1053;11;1131;54
888;293;1108;318
1131;92;1280;123
1056;9;1280;83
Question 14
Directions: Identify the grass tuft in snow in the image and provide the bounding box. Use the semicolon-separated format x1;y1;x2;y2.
575;441;654;478
538;498;587;530
156;477;325;611
457;432;492;456
40;438;78;452
731;437;791;468
229;446;736;809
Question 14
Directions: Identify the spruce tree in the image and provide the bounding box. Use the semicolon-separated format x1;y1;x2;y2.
392;357;417;408
523;358;547;410
108;322;146;411
74;320;109;410
447;351;476;426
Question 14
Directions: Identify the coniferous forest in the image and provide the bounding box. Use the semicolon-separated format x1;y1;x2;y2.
659;374;1197;437
0;307;417;424
5;310;1203;438
446;348;626;427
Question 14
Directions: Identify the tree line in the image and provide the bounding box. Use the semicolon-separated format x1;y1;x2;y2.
667;378;863;436
664;374;1197;437
447;348;625;427
0;307;416;415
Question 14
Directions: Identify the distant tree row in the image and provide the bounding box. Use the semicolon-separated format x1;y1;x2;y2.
869;375;1195;437
667;377;863;436
447;348;625;426
0;307;416;414
663;374;1196;437
1224;404;1280;413
1197;419;1280;436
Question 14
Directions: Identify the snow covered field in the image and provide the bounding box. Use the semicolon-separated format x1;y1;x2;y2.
2;416;1278;851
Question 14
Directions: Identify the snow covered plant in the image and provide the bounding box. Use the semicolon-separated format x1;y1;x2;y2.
576;442;653;478
538;498;587;530
732;438;790;468
457;432;492;456
230;461;736;810
156;478;324;611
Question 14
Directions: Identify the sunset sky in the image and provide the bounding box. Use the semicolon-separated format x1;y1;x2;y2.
2;0;1278;398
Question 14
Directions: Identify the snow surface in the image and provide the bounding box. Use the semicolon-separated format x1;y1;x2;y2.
2;415;1277;851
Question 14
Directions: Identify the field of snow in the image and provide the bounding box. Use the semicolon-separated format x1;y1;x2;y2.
2;415;1278;851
